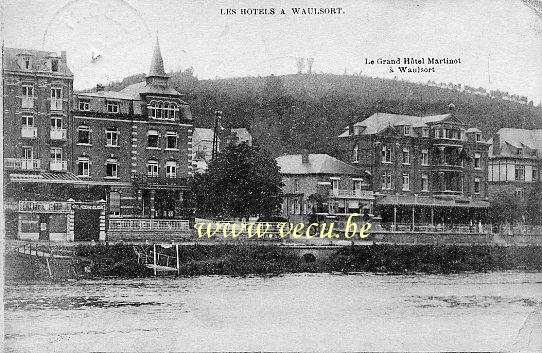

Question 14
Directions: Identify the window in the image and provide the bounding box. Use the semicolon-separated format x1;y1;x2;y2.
78;125;91;144
22;85;33;97
23;56;31;69
107;101;119;113
109;192;121;216
421;174;429;191
147;160;159;177
77;157;90;177
402;173;410;191
147;130;159;148
22;116;34;128
51;117;62;129
106;128;119;147
353;145;359;163
403;126;411;135
533;167;539;182
148;101;178;120
474;177;481;194
421;149;429;165
22;146;33;160
50;147;62;162
381;145;392;163
50;87;62;110
353;180;362;194
21;115;36;137
51;59;59;72
331;178;340;193
515;188;525;200
402;148;410;164
381;172;392;190
422;128;430;138
79;99;90;111
166;132;178;149
475;133;482;142
474;153;481;169
294;178;300;192
165;161;177;178
294;198;301;214
106;158;118;178
515;165;525;181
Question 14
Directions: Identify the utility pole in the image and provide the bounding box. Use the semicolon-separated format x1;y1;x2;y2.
212;110;222;161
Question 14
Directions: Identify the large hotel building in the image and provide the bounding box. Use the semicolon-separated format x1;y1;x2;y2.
3;40;194;241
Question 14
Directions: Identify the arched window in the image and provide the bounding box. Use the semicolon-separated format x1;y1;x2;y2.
165;160;177;178
149;102;157;118
147;159;159;177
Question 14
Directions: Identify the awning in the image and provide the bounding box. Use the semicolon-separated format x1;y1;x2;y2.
10;172;82;184
376;195;489;208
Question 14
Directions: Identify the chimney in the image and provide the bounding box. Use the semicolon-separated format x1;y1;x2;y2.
492;133;501;156
60;51;67;63
348;123;354;135
301;149;310;164
96;84;105;92
448;103;456;113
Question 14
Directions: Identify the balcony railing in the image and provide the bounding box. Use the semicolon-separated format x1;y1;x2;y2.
329;189;374;198
132;174;189;188
22;97;34;109
21;127;37;138
50;128;67;140
4;158;40;170
50;99;63;111
109;218;190;231
50;161;67;171
376;222;493;234
19;201;72;213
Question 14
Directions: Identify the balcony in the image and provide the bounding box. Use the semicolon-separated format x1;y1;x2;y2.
329;189;374;199
22;97;34;109
49;161;68;171
50;99;63;111
132;174;189;188
4;158;40;170
21;127;37;138
50;128;67;140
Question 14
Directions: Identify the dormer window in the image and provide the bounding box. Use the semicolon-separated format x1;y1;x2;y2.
475;133;482;142
403;126;411;135
148;100;177;120
517;148;523;155
107;101;119;114
51;59;59;72
23;56;32;70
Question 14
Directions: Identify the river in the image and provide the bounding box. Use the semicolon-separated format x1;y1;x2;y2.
4;272;542;352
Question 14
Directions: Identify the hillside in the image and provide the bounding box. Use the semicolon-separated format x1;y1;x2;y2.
94;71;542;158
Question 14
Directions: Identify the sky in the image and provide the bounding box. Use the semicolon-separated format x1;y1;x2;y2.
3;0;541;103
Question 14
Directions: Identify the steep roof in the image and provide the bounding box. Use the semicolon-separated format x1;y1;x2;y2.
3;47;73;76
489;128;542;158
120;81;182;99
346;112;454;136
148;38;166;77
276;154;363;175
78;90;134;100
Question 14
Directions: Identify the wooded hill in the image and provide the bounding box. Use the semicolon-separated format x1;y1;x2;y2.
92;70;542;158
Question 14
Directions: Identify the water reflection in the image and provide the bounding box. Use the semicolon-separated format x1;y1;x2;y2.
5;296;162;310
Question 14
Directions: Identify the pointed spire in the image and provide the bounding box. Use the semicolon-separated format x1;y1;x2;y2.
147;36;166;77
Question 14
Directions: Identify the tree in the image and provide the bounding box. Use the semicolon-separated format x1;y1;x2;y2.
525;182;542;225
190;142;283;219
488;189;525;225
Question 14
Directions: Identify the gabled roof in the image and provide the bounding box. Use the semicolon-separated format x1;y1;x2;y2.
276;154;363;176
77;90;134;100
3;47;73;76
490;128;542;158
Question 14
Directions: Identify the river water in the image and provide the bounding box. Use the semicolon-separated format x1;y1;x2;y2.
4;272;542;352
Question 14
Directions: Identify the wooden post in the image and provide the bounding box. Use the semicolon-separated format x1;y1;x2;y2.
176;243;180;276
153;243;157;276
46;257;53;280
412;207;415;231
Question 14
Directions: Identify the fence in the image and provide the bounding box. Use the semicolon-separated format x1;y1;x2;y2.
108;219;190;232
374;222;493;234
499;224;542;236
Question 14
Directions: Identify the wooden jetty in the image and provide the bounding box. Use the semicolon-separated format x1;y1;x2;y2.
133;243;180;276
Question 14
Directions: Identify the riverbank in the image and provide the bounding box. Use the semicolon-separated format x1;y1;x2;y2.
5;243;542;280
